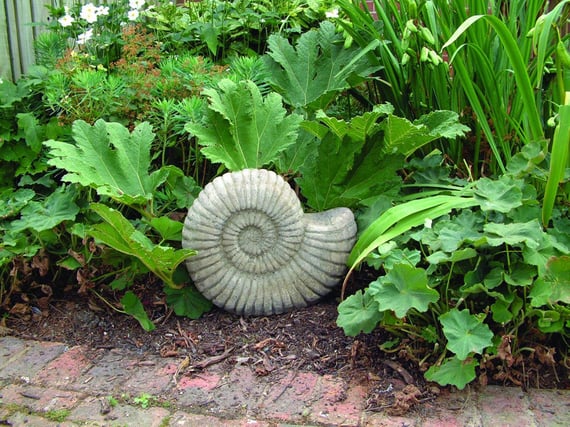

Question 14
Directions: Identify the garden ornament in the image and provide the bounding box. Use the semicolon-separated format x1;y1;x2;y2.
182;169;357;316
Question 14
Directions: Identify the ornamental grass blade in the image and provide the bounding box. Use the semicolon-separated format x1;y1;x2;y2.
44;120;168;207
542;92;570;226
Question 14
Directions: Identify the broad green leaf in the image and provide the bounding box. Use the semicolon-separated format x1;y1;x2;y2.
9;185;79;233
336;289;383;336
150;216;183;242
424;356;478;390
0;188;35;219
426;248;478;265
121;291;155;331
474;177;523;213
530;256;570;306
297;108;403;210
264;20;379;110
369;264;439;318
382;111;469;157
440;309;493;360
44;120;169;206
88;203;196;289
185;79;302;171
164;286;213;319
483;220;543;249
504;263;536;287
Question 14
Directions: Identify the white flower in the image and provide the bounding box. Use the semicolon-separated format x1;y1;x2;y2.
58;14;75;27
129;0;145;9
424;218;433;229
325;8;339;19
127;9;139;21
96;6;109;16
80;3;98;24
77;28;93;45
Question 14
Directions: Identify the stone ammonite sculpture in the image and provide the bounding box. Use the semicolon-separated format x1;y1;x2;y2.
182;168;357;316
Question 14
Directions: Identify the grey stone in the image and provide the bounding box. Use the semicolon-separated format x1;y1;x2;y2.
182;169;357;316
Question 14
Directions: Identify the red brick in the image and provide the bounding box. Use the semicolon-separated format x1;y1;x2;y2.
33;346;92;387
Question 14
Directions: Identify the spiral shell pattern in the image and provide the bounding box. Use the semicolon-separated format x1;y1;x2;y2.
182;169;357;316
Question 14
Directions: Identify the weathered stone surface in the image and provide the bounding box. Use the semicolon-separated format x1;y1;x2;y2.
183;169;357;316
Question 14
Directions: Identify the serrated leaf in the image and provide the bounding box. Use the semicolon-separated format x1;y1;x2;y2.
44;120;169;207
297;108;403;210
369;264;439;318
424;356;478;390
0;188;35;219
121;291;155;331
439;309;493;360
185;79;302;171
427;248;478;264
9;185;79;233
88;203;196;288
382;111;469;156
530;256;570;306
474;177;523;213
164;286;213;319
336;289;383;337
150;216;183;242
483;219;543;249
264;20;379;110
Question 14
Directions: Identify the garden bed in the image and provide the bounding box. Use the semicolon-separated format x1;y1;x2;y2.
5;276;569;415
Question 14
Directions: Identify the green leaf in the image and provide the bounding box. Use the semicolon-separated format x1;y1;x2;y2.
426;248;478;265
185;79;302;171
474;177;523;213
149;216;183;242
369;264;439;318
120;291;155;331
0;188;35;219
164;286;213;319
264;20;379;110
483;220;543;249
336;289;383;336
439;309;493;360
382;111;469;157
424;356;478;390
88;203;196;289
9;185;79;233
297;108;404;210
44;120;169;206
530;256;570;306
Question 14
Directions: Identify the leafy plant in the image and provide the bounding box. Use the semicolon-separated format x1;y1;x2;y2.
337;152;570;389
44;120;211;329
263;20;380;114
185;79;303;171
297;105;469;210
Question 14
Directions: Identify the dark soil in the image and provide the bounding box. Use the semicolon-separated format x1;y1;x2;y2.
4;277;569;415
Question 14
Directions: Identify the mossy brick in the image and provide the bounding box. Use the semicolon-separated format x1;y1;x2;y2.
0;384;84;413
69;397;170;426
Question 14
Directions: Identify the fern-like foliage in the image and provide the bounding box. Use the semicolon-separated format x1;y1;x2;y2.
184;79;303;171
44;119;169;208
263;20;380;112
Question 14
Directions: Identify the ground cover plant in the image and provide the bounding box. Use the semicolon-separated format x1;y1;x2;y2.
1;0;569;392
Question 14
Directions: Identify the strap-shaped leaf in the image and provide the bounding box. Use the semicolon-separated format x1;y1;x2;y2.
44;119;168;207
185;79;302;171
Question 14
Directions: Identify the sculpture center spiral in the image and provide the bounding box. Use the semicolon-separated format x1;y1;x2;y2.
238;225;275;256
221;209;300;274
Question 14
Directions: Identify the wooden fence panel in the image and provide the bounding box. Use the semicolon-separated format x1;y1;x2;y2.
0;0;80;82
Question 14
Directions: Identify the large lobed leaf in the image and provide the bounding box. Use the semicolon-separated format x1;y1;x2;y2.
264;20;380;110
185;79;302;171
44;120;169;207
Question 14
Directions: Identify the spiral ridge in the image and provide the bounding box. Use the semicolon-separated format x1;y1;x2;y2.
182;169;357;315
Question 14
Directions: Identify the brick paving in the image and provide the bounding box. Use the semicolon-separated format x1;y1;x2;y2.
1;336;569;426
